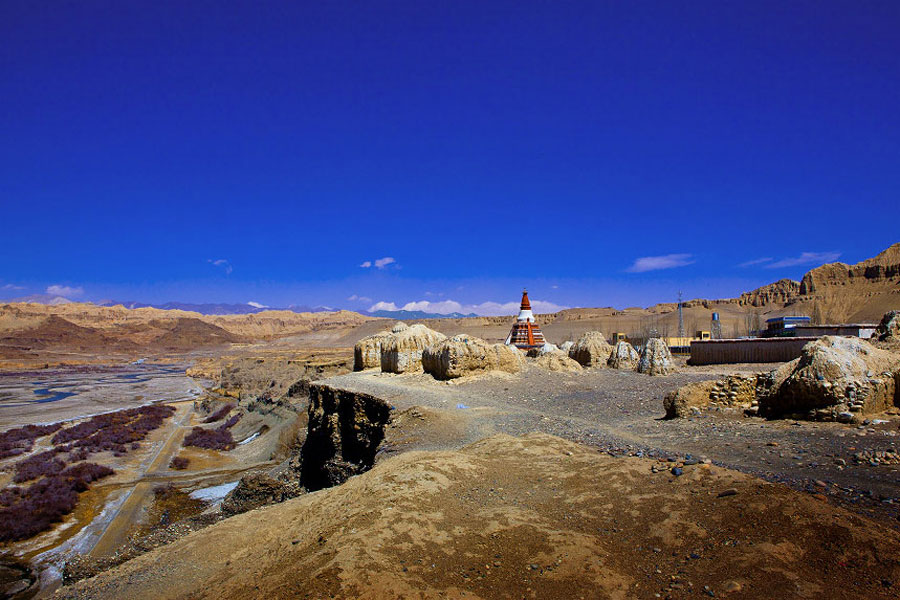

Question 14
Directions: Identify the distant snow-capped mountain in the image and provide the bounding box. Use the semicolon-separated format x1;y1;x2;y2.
366;309;479;320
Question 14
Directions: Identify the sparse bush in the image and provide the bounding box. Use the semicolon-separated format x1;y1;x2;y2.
203;404;234;423
221;414;242;429
0;422;64;459
183;427;235;451
13;450;66;483
52;405;175;456
0;462;114;542
169;456;190;470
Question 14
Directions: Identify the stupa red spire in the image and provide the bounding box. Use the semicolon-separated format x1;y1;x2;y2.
520;290;532;311
505;289;546;350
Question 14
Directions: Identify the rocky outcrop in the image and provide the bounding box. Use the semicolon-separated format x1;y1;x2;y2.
607;341;639;370
567;331;612;368
800;243;900;295
380;324;446;374
534;350;582;372
637;338;674;376
299;384;393;491
558;340;574;353
421;335;523;380
221;473;301;516
665;375;760;418
353;331;392;371
664;381;717;418
734;244;900;322
875;310;900;342
738;279;801;307
758;336;900;421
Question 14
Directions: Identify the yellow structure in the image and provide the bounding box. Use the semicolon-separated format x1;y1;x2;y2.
610;332;627;343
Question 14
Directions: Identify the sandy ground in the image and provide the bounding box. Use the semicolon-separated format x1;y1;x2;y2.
325;365;900;526
55;433;900;599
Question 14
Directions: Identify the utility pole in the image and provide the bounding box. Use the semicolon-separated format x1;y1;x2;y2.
677;291;685;339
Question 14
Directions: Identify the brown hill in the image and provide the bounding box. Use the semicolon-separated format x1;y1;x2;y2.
730;244;900;323
0;303;380;364
57;434;900;600
0;243;897;357
0;315;134;352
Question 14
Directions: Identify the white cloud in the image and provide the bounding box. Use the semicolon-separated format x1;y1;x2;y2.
368;298;568;316
400;300;465;314
626;253;695;273
359;257;397;269
208;258;233;275
46;285;83;297
765;251;841;269
247;301;268;309
369;301;399;311
1;283;25;291
738;257;773;268
551;285;559;289
347;294;372;303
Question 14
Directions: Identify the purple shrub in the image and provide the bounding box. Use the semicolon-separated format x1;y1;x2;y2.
0;462;114;542
169;456;190;470
0;405;176;543
13;451;66;483
221;413;242;429
0;422;64;459
183;427;235;451
203;404;234;424
53;405;176;456
61;463;115;491
0;486;23;506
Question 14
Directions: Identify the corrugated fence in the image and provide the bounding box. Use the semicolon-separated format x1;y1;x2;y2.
688;337;817;365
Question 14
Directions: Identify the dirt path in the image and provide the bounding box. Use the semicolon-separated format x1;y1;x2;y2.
89;403;193;557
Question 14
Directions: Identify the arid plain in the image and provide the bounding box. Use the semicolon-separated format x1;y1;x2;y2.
1;246;900;599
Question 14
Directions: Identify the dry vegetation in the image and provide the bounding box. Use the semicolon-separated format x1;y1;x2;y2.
0;404;176;542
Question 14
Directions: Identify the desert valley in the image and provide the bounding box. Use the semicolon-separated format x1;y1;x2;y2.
1;246;899;598
4;4;899;598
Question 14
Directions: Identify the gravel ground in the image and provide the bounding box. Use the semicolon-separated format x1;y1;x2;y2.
323;364;900;527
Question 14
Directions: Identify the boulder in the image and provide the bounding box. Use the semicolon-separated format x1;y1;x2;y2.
758;336;900;421
525;342;560;358
607;341;639;370
380;324;446;374
875;310;900;343
559;341;574;353
664;381;717;418
353;331;392;371
221;473;300;516
422;335;524;380
568;331;613;367
664;374;760;418
637;338;673;376
391;321;409;333
534;350;582;372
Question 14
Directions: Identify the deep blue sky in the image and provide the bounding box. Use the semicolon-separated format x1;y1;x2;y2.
1;1;898;314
